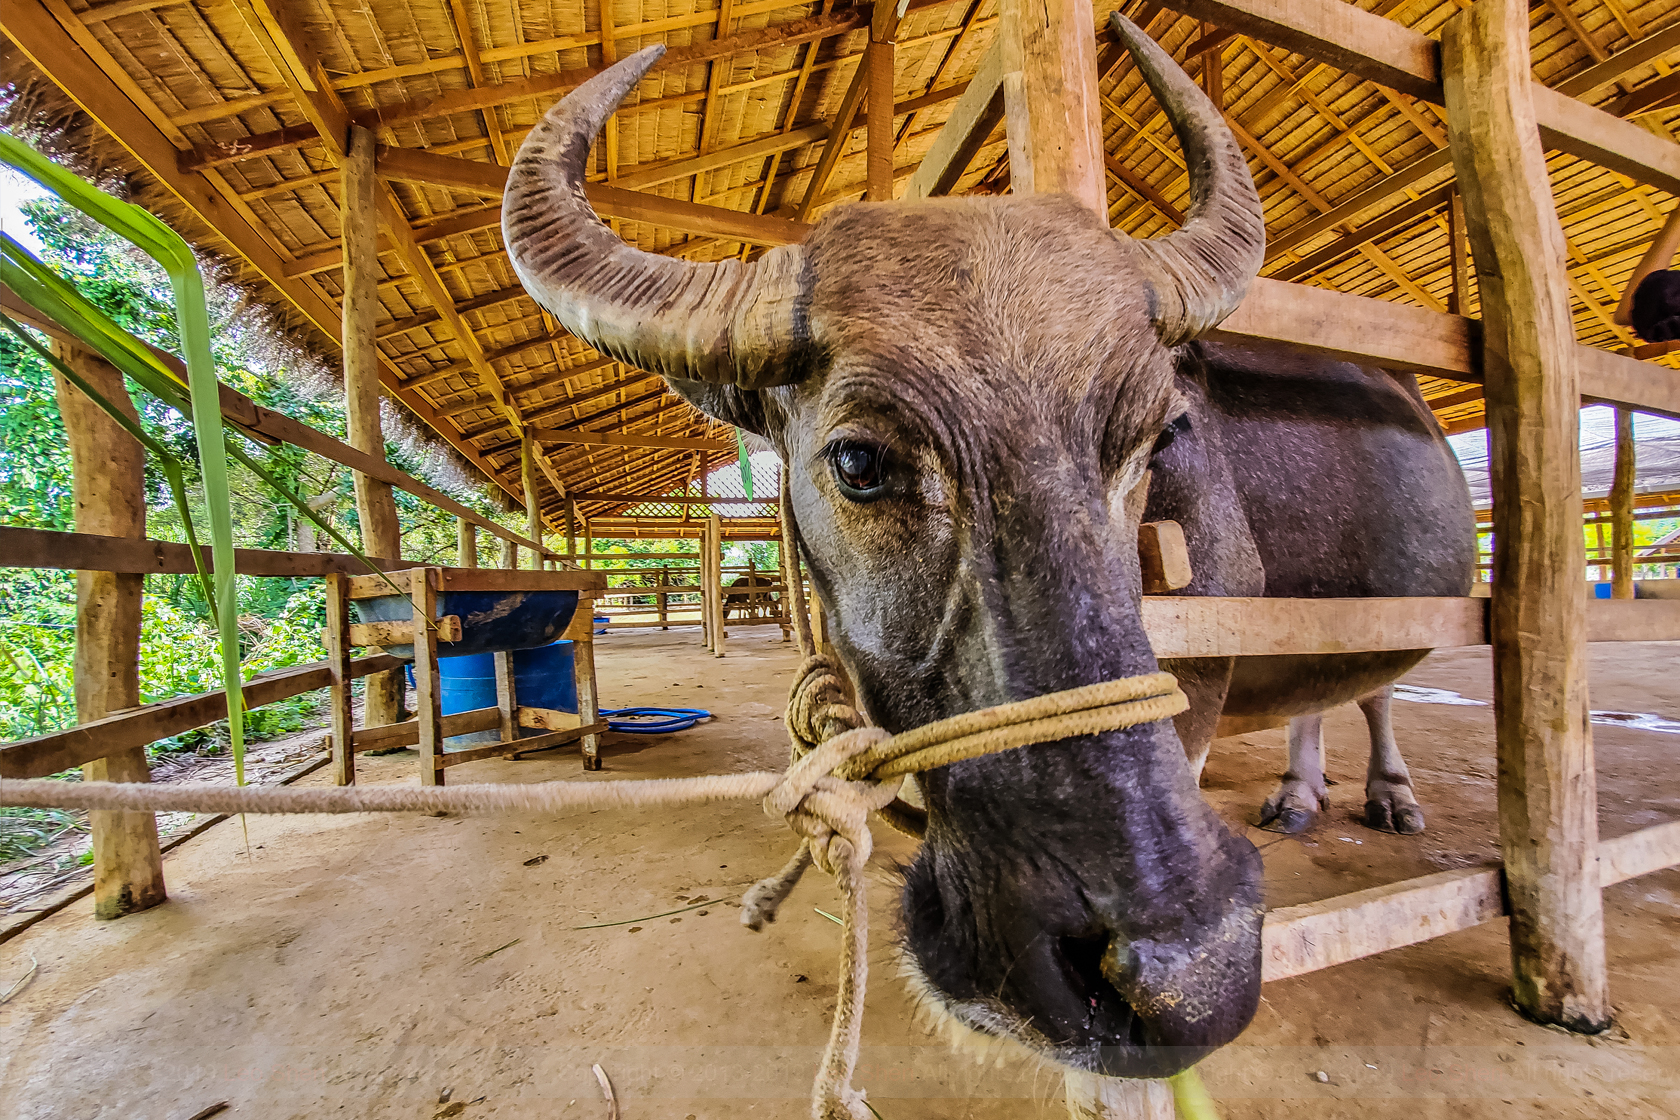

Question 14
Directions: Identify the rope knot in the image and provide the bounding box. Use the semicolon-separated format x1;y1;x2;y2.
764;725;899;875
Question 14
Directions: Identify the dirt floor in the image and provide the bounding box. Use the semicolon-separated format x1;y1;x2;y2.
1;629;1675;1120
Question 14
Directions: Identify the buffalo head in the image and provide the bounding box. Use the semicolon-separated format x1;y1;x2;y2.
503;15;1266;1079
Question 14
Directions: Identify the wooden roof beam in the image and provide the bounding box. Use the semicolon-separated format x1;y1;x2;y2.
532;429;735;452
1153;0;1680;196
374;147;812;245
229;0;524;433
906;42;1006;200
0;0;532;506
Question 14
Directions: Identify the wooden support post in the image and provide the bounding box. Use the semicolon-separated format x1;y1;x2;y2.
999;0;1108;221
325;573;355;786
574;609;602;771
457;517;477;568
659;565;669;629
493;650;517;745
1611;408;1636;599
344;124;407;729
53;342;165;919
411;567;445;786
1443;0;1610;1031
867;36;896;201
710;514;726;658
1447;188;1470;316
699;525;713;649
501;537;517;570
566;497;577;563
521;431;543;570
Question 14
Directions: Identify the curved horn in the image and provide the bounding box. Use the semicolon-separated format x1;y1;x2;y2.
503;46;814;389
1107;13;1265;345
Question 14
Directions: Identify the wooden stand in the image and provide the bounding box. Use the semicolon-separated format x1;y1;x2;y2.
326;567;608;783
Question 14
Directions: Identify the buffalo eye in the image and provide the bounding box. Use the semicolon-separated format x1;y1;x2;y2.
1152;413;1191;457
829;440;888;500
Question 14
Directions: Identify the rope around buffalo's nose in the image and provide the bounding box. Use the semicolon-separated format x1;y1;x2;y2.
0;492;1189;1120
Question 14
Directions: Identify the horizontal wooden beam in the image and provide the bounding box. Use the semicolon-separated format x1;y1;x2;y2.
374;148;812;246
1154;0;1680;194
532;428;735;451
350;705;501;750
0;526;411;577
1261;820;1680;982
570;493;771;505
1269;184;1454;282
1207;279;1680;420
0;653;403;779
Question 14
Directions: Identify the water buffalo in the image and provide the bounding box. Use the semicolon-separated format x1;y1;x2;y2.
724;572;779;619
502;14;1472;1081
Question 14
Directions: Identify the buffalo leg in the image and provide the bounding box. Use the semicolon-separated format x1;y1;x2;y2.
1259;712;1330;833
1166;657;1233;784
1358;685;1426;834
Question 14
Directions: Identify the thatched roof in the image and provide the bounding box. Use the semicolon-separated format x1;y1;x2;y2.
2;0;1677;533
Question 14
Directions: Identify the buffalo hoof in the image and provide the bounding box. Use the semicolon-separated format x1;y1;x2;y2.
1259;780;1328;834
1364;783;1426;834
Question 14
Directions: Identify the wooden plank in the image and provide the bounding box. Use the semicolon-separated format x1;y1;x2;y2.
1153;0;1439;101
347;615;462;647
1142;596;1485;658
0;526;412;577
448;721;609;766
1531;84;1680;196
1207;277;1477;379
1444;0;1608;1030
0;655;402;780
1261;821;1680;983
1585;598;1680;642
439;569;607;593
349;705;502;750
517;706;581;731
1262;864;1504;983
906;42;1006;200
1206;280;1680;421
999;0;1108;219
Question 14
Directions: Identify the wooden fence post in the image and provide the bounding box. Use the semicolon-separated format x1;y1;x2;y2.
1611;409;1635;599
343;124;406;729
412;567;444;786
521;431;544;570
709;514;726;658
53;342;166;919
1443;0;1610;1031
325;573;355;786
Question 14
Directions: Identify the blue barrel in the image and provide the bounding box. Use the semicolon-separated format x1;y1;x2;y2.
355;589;579;659
413;641;578;746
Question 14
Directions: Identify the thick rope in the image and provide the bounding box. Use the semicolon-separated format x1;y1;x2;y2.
2;488;1190;1119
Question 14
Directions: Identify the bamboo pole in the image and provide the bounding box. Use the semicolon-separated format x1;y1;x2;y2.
1611;408;1636;599
52;342;165;918
1443;0;1609;1031
343;124;406;728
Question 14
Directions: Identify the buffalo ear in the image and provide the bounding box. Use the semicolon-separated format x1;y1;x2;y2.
664;376;781;441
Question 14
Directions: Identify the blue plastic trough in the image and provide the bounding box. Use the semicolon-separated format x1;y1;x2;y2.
353;589;580;660
407;641;578;746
